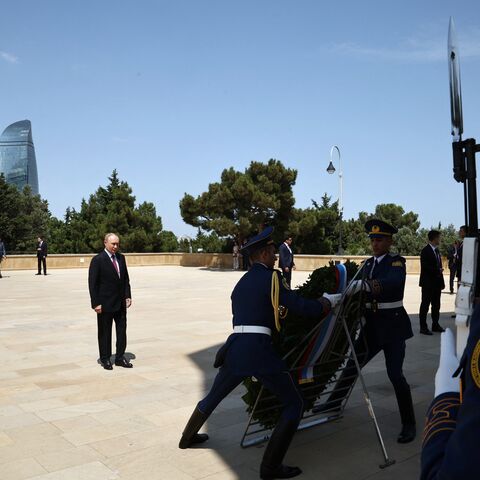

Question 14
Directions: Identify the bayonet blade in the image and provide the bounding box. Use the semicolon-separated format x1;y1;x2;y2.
448;17;463;140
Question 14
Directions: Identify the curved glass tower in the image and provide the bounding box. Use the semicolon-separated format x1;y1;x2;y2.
0;120;39;195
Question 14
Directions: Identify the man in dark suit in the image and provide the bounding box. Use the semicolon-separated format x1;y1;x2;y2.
446;241;458;294
0;235;6;278
88;233;133;370
456;225;466;282
419;230;445;335
278;235;295;287
36;236;47;275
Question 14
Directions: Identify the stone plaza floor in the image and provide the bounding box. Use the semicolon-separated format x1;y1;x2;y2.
0;266;456;480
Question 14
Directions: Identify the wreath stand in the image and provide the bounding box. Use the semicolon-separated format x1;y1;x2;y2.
239;270;395;470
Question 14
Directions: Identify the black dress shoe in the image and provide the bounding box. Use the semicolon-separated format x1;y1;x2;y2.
260;464;302;479
419;328;433;336
101;360;113;370
432;324;445;333
179;433;209;449
115;357;133;368
397;423;416;444
35;273;42;275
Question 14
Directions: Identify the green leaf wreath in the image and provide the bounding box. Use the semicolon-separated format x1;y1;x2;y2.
241;261;362;429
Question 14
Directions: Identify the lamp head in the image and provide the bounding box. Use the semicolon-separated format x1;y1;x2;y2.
326;161;336;174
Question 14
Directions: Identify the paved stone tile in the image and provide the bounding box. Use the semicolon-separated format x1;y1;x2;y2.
1;457;47;480
0;267;454;479
34;445;107;473
28;461;119;480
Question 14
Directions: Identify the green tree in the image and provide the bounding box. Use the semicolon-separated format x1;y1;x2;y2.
0;175;51;252
288;195;340;254
394;226;425;256
341;204;422;255
180;159;297;243
51;170;168;253
158;230;179;252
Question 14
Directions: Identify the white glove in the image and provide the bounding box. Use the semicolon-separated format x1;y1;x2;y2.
435;328;461;396
322;293;343;309
346;280;370;296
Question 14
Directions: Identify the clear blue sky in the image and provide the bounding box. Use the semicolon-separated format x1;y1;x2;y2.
1;0;479;236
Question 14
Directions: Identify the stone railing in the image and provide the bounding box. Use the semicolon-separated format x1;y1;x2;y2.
0;252;449;274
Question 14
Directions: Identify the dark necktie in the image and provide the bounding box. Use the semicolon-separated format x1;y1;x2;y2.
435;248;442;269
111;254;120;277
370;259;378;278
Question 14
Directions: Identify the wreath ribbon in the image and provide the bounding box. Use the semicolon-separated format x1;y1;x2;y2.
298;264;347;384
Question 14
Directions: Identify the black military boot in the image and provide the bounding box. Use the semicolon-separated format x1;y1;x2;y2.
396;387;416;444
178;407;209;449
260;419;302;479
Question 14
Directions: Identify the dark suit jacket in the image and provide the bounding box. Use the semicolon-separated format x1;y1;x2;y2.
88;250;132;312
278;242;294;271
37;241;47;258
419;245;445;290
456;241;463;280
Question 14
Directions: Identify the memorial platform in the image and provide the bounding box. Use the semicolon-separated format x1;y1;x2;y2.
0;266;454;479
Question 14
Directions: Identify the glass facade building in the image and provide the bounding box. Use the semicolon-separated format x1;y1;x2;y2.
0;120;39;195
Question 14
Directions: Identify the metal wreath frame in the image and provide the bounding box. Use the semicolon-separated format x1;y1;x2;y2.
239;265;395;469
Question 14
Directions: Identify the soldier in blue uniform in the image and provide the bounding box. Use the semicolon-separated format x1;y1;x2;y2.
421;307;480;479
316;220;416;443
178;227;338;479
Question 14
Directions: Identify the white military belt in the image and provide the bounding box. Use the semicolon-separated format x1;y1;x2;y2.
233;325;272;336
365;301;403;310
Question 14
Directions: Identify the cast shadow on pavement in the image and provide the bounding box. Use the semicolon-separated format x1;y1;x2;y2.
187;344;265;479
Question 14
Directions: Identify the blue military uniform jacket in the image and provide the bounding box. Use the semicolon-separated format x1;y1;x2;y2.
362;253;413;346
421;304;480;479
219;262;325;376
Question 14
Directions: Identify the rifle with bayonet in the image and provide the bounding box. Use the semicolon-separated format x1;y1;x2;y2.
448;17;480;356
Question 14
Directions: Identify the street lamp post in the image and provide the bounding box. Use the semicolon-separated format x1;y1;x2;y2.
326;145;344;255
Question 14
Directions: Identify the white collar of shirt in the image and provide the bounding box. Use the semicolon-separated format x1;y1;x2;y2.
429;243;438;253
283;242;292;254
374;254;387;264
105;249;116;259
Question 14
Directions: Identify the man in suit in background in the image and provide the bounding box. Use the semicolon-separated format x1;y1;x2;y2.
88;233;133;370
36;236;48;275
456;225;467;282
278;235;295;287
0;235;6;278
419;230;445;335
446;240;458;294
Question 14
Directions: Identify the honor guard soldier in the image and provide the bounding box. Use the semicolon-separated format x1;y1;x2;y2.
317;220;417;443
178;227;340;479
421;308;480;479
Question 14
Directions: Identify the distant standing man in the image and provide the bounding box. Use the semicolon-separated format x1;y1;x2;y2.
419;230;445;335
0;236;6;278
279;236;295;287
88;233;133;370
36;236;47;275
456;225;467;282
232;242;239;270
446;240;458;294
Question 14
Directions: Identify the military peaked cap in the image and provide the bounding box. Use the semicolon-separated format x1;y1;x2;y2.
241;226;275;253
365;219;398;238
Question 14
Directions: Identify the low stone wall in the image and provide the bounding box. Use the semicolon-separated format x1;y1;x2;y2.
1;252;447;274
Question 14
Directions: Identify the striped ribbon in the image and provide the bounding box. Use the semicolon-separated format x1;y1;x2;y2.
298;264;347;384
